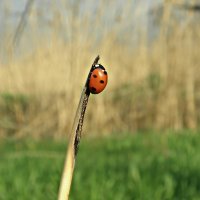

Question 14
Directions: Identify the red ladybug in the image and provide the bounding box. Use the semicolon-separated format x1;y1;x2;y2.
89;64;108;94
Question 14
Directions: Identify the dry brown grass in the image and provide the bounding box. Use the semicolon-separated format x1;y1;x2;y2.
0;1;200;137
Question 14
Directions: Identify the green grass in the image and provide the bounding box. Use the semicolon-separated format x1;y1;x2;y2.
1;132;200;200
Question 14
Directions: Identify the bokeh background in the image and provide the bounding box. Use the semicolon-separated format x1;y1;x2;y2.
1;0;200;199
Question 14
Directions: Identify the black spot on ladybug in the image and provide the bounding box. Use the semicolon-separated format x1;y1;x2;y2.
103;71;107;75
91;87;96;92
100;80;104;84
93;74;97;78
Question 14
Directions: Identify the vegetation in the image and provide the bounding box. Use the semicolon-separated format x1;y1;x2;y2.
0;2;199;199
1;132;200;200
0;1;200;137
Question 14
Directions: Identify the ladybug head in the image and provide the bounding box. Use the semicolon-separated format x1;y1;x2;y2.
88;64;108;94
93;64;105;71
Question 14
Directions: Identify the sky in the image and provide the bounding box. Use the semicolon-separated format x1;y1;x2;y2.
1;0;189;61
0;0;162;35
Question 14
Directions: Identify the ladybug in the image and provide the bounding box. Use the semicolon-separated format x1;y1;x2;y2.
88;64;108;94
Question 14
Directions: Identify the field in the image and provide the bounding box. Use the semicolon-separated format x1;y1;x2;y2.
1;1;200;137
1;2;200;199
1;132;200;200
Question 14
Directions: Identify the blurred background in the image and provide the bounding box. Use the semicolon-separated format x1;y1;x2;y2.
0;0;200;199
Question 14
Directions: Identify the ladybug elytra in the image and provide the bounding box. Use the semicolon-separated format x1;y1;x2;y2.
88;64;108;94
